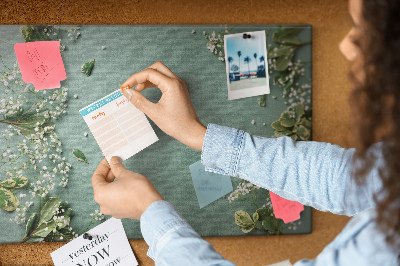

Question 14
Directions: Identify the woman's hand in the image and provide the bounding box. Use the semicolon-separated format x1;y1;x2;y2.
91;157;164;219
120;61;206;151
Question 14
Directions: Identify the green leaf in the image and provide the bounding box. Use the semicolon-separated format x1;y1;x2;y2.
73;148;89;163
268;45;294;59
252;211;259;221
18;116;45;126
275;51;294;71
241;225;255;233
281;118;296;127
24;236;44;243
235;210;254;229
0;187;19;211
32;220;57;238
64;208;74;217
262;219;276;232
39;197;61;224
294;125;311;140
272;28;304;45
19;26;52;43
0;179;16;188
81;59;95;77
271;120;288;131
15;125;38;139
301;117;312;130
35;194;50;219
274;129;293;137
11;176;28;189
280;111;291;121
257;95;266;107
57;216;70;230
24;213;38;240
295;102;305;121
289;133;298;141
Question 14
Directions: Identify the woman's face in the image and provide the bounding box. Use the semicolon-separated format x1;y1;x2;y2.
339;0;362;63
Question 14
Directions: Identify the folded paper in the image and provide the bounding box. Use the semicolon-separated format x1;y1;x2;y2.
189;161;233;208
269;191;304;223
14;41;67;90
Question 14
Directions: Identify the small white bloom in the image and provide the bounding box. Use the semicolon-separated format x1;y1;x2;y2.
84;132;88;137
251;120;255;125
191;29;196;34
101;46;106;50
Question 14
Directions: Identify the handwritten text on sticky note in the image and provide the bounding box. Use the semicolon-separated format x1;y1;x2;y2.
14;41;67;90
269;191;304;223
189;161;233;208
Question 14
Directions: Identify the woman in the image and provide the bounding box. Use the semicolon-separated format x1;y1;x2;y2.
91;0;400;264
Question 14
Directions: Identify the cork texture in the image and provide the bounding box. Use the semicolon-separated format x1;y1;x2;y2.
0;0;352;265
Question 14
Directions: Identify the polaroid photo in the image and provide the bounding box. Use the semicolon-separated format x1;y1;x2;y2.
224;30;270;100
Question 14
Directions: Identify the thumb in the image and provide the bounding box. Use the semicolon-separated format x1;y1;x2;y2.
122;89;155;115
109;156;128;178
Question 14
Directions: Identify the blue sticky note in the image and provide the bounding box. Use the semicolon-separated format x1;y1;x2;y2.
189;161;233;208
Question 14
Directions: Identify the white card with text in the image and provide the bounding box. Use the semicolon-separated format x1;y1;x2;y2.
51;218;138;266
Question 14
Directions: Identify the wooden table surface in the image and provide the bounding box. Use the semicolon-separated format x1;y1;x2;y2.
0;0;352;265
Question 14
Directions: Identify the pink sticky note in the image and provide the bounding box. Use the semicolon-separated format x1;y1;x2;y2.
270;191;304;223
14;41;67;90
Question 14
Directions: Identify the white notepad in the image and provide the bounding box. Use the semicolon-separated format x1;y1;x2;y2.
79;90;158;162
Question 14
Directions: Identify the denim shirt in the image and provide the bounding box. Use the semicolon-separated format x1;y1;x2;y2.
140;124;399;265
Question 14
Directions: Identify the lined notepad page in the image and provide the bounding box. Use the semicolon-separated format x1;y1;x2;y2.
79;90;158;162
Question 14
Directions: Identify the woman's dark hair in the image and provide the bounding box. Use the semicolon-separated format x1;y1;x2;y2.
349;0;400;254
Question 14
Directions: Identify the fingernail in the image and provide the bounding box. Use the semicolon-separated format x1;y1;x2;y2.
120;85;130;92
110;156;122;165
124;89;133;100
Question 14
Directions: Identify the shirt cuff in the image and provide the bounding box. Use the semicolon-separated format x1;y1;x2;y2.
140;200;192;260
201;123;245;177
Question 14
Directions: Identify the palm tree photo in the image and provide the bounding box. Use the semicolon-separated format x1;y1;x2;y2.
244;56;251;77
253;53;258;74
237;51;242;77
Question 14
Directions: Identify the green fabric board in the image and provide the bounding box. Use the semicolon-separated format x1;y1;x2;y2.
0;25;312;243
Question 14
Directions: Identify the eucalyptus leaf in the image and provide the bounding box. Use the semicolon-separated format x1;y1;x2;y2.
72;148;88;163
81;59;95;77
24;213;38;240
257;95;266;107
39;197;61;224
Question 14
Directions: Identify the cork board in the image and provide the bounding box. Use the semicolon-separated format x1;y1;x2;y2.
0;0;352;265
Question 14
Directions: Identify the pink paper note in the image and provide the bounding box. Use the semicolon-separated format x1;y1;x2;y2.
270;191;304;223
14;41;67;90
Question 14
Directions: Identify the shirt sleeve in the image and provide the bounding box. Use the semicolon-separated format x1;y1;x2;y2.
201;124;383;216
140;200;237;266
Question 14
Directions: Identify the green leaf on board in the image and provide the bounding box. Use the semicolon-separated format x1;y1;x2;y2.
271;121;287;131
18;116;45;126
275;50;294;71
301;117;312;129
39;197;61;224
257;95;266;107
294;125;310;140
72;148;89;163
0;179;16;189
289;134;298;141
274;129;293;137
268;45;294;59
10;176;28;189
24;213;38;240
33;220;58;238
295;102;305;121
24;236;45;243
0;187;19;211
235;210;255;233
19;26;52;43
272;28;303;45
81;58;95;77
280;111;292;121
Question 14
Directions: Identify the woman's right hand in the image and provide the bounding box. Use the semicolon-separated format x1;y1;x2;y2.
120;61;206;151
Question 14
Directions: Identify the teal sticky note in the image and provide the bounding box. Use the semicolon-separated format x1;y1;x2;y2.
189;161;233;208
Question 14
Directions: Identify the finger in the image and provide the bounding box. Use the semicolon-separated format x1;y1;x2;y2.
122;89;158;116
105;169;116;183
147;61;179;80
109;156;129;179
121;68;173;94
91;158;111;189
136;81;156;92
